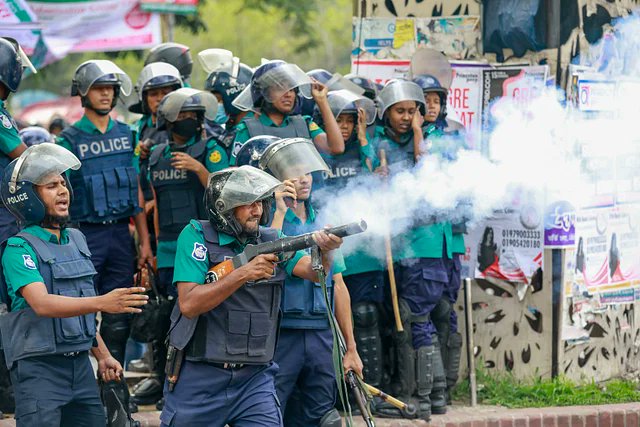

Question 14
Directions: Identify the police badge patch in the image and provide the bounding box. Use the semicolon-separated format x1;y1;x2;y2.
0;114;12;129
22;254;36;270
192;242;207;261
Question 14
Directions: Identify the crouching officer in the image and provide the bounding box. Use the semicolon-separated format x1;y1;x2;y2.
131;87;220;407
160;166;343;427
0;143;148;427
57;60;153;395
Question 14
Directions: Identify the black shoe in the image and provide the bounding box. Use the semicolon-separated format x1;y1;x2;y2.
155;397;164;411
128;359;151;373
131;377;163;405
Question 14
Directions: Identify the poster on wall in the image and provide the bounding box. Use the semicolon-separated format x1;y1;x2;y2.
464;204;544;284
414;16;480;60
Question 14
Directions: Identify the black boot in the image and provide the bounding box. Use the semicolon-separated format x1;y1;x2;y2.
131;339;165;405
415;345;434;421
429;336;447;415
446;332;463;404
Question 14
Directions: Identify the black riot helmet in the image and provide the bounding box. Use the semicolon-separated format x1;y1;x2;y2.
234;135;280;169
204;166;283;239
205;63;253;116
0;37;36;98
145;43;193;82
130;62;183;115
71;60;132;115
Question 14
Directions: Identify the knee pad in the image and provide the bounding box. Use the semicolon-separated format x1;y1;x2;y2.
319;408;342;427
431;299;451;324
100;313;131;364
353;302;378;329
353;302;383;386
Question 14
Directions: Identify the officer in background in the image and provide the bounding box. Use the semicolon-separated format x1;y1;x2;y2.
364;79;450;420
131;88;221;407
56;60;154;380
161;166;344;426
48;118;67;137
19;126;55;147
344;74;379;101
145;42;193;86
230;60;344;162
0;143;148;427
0;36;34;417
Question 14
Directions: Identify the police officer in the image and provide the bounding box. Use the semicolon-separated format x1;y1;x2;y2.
161;166;344;426
145;42;193;86
57;60;153;373
131;87;221;407
19;126;54;147
314;90;390;391
413;74;466;405
246;138;362;426
231;60;344;162
48;118;67;137
0;36;34;416
364;79;450;420
0;143;148;427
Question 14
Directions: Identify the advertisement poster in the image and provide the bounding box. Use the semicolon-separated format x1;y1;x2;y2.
140;0;198;15
27;0;161;58
414;16;480;60
464;205;544;284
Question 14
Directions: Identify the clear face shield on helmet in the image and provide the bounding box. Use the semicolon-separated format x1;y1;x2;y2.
74;60;132;97
324;73;365;96
197;48;239;77
9;143;80;194
3;37;37;76
377;80;426;120
328;89;377;126
213;166;283;213
259;138;329;181
157;87;219;122
407;48;453;91
136;62;182;97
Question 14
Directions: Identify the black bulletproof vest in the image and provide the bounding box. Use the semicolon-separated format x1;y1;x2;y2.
149;141;208;241
321;139;363;190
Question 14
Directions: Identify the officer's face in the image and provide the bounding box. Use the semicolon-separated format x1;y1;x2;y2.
146;86;175;115
337;114;355;141
270;89;296;114
87;84;114;110
424;92;441;123
36;175;70;218
293;174;313;201
387;101;417;134
234;201;263;234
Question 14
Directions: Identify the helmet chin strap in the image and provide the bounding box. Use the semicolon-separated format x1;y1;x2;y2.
82;96;113;116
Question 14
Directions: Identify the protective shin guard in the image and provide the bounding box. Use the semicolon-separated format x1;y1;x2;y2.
446;332;463;402
319;408;342;427
100;313;131;365
353;302;384;386
429;336;447;414
431;298;451;372
415;345;434;421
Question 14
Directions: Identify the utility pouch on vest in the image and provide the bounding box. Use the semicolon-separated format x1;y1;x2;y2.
0;308;56;369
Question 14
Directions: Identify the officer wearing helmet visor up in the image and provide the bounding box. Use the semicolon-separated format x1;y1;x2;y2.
230;61;345;163
0;143;148;427
160;166;344;426
56;60;153;400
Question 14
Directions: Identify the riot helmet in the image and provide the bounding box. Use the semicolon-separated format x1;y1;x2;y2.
204;63;253;117
1;143;80;224
233;61;312;112
145;42;193;82
234;135;280;169
258;137;329;181
0;37;36;98
204;166;283;238
326;89;376;125
377;79;426;120
345;74;379;100
130;62;183;115
19;126;54;147
48;118;67;136
413;74;448;120
71;60;132;115
156;88;218;140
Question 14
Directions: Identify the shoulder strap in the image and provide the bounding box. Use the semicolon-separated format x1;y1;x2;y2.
115;120;133;135
290;115;311;138
244;116;266;138
66;228;91;258
149;142;169;166
59;126;81;142
188;138;207;161
16;232;55;263
0;240;11;310
197;220;219;244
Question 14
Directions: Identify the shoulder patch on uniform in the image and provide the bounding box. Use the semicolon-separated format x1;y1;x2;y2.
192;242;207;261
22;254;36;270
209;150;222;164
134;144;141;157
309;121;320;131
0;114;12;129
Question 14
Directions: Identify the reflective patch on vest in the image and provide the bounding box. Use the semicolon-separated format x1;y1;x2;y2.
205;270;218;284
209;150;222;164
1;114;12;129
192;242;207;261
22;254;36;270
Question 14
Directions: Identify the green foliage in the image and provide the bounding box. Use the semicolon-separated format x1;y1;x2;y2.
451;367;640;408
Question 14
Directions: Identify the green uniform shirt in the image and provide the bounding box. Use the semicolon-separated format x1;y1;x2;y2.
230;114;325;165
152;137;229;269
281;204;346;275
131;115;153;173
173;220;306;286
2;226;70;311
0;100;22;155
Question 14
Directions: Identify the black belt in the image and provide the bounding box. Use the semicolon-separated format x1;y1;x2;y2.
78;218;130;226
211;362;246;370
61;351;82;357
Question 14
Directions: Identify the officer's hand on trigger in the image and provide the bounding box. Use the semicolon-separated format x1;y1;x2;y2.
312;227;343;252
275;179;297;213
240;254;278;282
99;287;149;314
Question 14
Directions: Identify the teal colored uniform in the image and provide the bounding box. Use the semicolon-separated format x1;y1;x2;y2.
152;137;228;270
230;114;325;165
0;100;23;230
172;220;306;286
131;115;154;173
2;225;69;311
